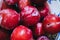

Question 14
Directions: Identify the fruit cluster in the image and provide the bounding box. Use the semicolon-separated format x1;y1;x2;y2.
0;0;60;40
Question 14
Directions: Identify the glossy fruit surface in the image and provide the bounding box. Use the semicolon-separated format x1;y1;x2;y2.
34;23;44;37
37;36;50;40
0;0;8;10
5;0;18;5
43;14;60;34
11;25;33;40
0;9;20;30
20;6;40;26
18;0;30;10
39;2;50;17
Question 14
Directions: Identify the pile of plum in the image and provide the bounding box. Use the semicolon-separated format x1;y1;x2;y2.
0;0;60;40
